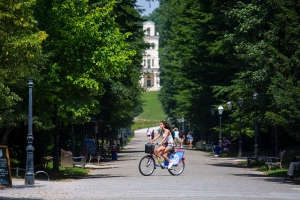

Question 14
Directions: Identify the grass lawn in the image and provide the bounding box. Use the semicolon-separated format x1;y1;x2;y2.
131;91;167;130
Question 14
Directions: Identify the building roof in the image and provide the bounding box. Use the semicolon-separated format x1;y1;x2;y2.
143;21;155;25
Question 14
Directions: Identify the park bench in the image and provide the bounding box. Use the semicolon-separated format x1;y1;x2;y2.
247;151;260;166
264;151;285;170
218;145;231;157
88;147;102;165
205;144;213;151
101;143;112;160
72;156;86;168
210;144;235;157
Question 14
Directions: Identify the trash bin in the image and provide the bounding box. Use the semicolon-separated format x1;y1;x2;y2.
111;147;118;160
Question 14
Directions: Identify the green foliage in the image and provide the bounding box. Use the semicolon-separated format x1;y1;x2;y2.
155;0;300;147
0;0;47;131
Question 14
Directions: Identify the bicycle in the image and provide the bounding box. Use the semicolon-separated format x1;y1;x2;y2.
138;143;185;176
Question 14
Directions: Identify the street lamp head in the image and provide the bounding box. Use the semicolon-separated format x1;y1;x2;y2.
253;91;259;101
238;98;244;106
28;78;34;87
210;108;215;116
218;104;224;115
226;101;232;111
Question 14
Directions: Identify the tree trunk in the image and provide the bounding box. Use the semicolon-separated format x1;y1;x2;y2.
0;127;15;145
52;104;59;172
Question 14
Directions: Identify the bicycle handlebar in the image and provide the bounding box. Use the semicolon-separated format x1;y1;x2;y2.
148;142;159;145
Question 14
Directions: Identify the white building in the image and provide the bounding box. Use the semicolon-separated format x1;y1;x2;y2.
140;21;161;91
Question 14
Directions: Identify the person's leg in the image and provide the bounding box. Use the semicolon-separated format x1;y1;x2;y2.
162;146;173;168
288;162;299;177
156;146;165;158
214;146;221;155
174;137;178;147
179;138;183;148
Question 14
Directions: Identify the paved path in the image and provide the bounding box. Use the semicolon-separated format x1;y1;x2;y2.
1;127;300;200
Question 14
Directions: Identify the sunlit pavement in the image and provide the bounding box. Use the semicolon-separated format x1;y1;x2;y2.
2;126;300;200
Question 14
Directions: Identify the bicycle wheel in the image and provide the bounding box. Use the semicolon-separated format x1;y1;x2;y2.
139;155;155;176
168;161;185;176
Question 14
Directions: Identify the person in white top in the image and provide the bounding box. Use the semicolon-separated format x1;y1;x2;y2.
149;120;174;169
146;128;151;141
173;128;180;148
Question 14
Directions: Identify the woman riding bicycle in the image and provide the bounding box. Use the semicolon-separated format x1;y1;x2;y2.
149;120;174;169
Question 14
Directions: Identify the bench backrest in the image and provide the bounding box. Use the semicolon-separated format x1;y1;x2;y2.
279;151;285;159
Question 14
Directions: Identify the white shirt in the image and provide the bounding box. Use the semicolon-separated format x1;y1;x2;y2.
174;130;179;138
162;130;174;145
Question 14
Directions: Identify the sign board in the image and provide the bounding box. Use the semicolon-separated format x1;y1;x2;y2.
0;145;12;188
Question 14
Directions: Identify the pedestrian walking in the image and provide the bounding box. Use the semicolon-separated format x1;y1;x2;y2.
146;128;151;141
173;128;180;147
179;129;185;148
187;132;193;149
151;130;155;140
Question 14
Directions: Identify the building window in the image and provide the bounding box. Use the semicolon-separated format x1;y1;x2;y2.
146;28;150;36
147;59;151;68
152;59;154;66
143;59;146;67
150;43;155;49
147;80;151;86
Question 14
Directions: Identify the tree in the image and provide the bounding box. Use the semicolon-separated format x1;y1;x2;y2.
34;0;136;171
0;0;47;144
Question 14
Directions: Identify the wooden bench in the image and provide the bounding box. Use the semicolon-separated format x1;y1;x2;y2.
265;151;285;170
247;151;260;166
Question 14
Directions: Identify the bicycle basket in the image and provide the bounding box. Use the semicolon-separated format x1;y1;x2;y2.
145;144;155;154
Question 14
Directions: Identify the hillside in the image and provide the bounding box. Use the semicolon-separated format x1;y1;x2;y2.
132;91;167;130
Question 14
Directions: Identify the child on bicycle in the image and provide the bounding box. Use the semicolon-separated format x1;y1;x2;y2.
149;120;174;169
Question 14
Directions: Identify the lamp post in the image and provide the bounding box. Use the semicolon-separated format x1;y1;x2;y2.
218;104;224;146
210;108;215;145
25;79;35;185
182;117;185;134
275;125;278;157
177;118;180;131
238;98;244;158
226;101;232;139
253;91;259;154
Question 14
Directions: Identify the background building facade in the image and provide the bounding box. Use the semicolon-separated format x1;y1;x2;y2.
140;21;161;91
